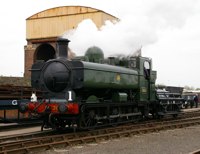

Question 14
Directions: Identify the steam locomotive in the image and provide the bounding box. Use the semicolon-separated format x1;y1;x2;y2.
19;38;183;130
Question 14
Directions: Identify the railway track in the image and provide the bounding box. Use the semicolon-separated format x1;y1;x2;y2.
0;109;199;143
1;110;200;154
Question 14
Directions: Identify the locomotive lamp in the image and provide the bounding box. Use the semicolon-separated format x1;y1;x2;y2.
31;92;37;102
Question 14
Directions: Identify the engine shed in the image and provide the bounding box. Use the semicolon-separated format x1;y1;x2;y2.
24;6;118;77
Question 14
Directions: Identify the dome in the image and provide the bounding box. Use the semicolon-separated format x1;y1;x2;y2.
85;46;104;63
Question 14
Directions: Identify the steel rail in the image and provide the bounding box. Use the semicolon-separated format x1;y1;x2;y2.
1;116;200;154
0;109;200;144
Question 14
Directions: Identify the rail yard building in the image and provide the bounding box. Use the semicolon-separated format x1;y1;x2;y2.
24;6;118;77
0;6;118;122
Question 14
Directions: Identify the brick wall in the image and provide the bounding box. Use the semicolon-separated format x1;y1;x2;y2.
24;40;75;78
24;44;35;78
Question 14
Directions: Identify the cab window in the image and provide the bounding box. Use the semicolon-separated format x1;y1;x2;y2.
144;61;150;79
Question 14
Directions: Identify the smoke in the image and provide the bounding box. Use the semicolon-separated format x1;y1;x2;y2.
62;0;198;57
145;0;197;29
63;18;157;57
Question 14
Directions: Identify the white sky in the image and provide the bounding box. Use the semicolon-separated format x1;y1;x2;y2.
0;0;200;88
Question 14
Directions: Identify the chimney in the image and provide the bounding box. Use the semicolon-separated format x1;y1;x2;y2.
56;37;70;59
108;57;115;65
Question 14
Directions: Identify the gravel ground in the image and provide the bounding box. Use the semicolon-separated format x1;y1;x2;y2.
40;125;200;154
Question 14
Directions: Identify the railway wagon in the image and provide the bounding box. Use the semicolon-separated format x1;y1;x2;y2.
19;38;183;130
0;85;42;122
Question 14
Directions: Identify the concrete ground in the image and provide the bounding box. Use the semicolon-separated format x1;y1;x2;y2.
0;126;41;137
42;125;200;154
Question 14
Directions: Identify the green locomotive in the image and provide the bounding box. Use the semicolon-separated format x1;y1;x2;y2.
19;38;183;130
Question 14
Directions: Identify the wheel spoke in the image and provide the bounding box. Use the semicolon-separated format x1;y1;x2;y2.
81;108;97;128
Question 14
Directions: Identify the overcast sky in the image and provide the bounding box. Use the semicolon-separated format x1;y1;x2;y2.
0;0;200;88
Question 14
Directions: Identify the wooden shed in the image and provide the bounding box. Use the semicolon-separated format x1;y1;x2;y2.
24;6;118;77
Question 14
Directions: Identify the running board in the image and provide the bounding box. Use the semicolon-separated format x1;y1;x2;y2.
95;112;142;120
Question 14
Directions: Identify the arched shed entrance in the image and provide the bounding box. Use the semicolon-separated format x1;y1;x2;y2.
35;44;55;62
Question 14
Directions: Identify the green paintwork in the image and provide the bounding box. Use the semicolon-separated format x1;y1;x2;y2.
150;71;157;101
86;95;99;103
85;46;104;63
82;62;138;89
79;55;157;103
112;92;128;102
134;56;157;102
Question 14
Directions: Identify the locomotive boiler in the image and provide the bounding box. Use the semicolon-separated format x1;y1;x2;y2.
19;38;183;130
